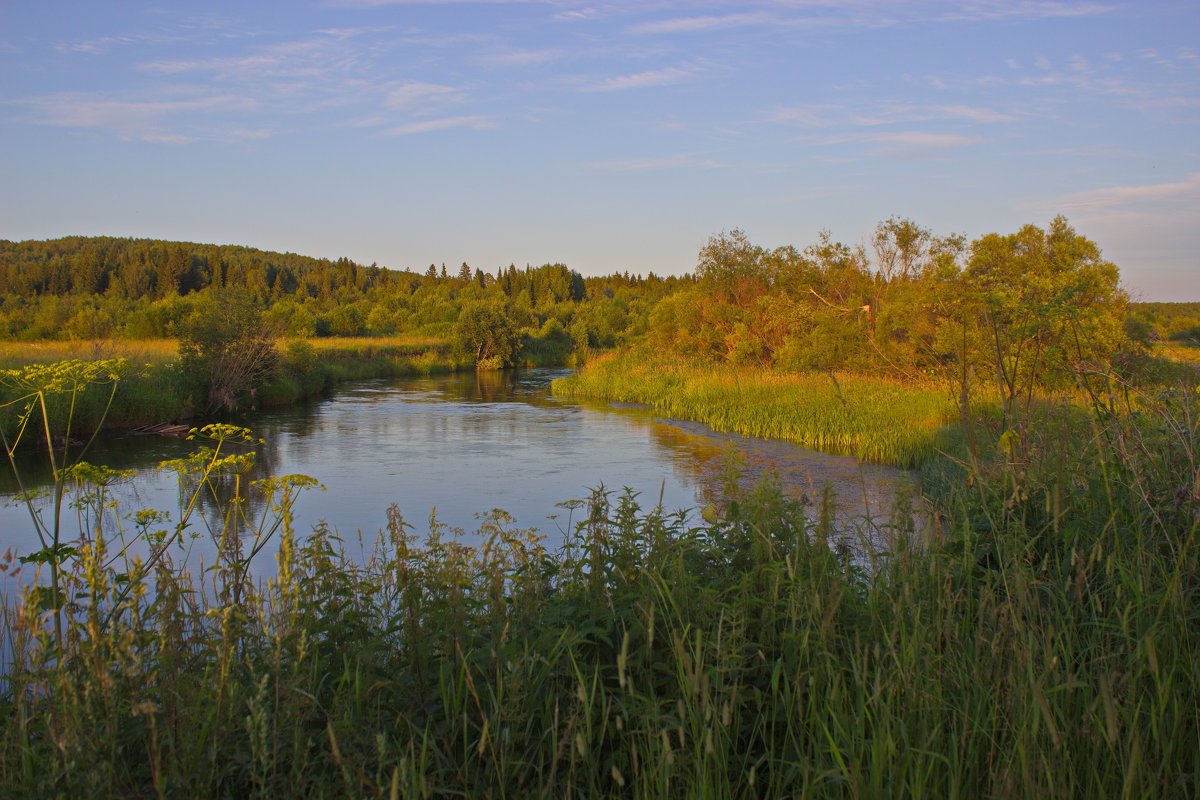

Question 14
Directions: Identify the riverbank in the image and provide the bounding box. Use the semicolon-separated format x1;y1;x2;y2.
0;336;467;440
552;351;958;468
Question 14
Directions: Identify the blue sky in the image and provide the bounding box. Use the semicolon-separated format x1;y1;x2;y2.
1;1;1196;300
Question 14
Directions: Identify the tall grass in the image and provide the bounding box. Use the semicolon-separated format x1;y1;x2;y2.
1;389;1196;797
1;352;1196;798
0;339;178;369
554;352;957;467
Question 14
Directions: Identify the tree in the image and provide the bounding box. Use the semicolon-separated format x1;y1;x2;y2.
178;288;280;413
455;303;519;369
964;216;1126;425
871;217;932;284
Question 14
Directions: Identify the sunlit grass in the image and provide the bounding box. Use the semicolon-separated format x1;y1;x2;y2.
307;334;448;354
0;338;178;368
554;351;957;467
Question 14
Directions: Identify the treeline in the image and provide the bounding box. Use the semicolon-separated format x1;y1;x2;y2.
2;225;1196;397
0;236;684;350
650;219;1200;414
1130;302;1200;346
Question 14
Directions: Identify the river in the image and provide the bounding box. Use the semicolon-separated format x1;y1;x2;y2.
0;368;920;584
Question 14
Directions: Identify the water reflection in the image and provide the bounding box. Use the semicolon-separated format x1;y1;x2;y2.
1;368;920;581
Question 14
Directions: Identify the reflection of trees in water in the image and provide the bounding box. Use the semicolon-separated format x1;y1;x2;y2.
181;436;281;549
642;419;810;509
471;369;510;403
639;415;922;550
0;434;193;494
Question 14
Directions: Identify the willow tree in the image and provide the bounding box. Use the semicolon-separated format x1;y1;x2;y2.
964;216;1126;425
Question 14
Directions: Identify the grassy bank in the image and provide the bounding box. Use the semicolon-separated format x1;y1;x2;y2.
0;336;463;439
553;351;957;467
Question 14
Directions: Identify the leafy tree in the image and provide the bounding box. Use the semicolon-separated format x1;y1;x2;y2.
329;304;366;336
964;216;1126;424
455;303;519;369
178;289;280;413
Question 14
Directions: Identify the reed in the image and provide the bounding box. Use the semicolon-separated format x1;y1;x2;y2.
553;352;957;467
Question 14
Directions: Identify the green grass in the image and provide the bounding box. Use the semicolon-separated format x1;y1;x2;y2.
0;337;464;440
1;351;1197;798
553;351;957;467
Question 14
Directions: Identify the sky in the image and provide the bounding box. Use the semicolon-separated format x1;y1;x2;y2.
1;1;1197;301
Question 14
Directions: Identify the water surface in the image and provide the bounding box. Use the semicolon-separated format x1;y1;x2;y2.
1;368;919;582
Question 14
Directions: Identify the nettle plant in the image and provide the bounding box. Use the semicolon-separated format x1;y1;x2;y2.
1;359;320;649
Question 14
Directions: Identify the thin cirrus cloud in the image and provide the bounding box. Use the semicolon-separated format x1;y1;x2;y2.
15;92;255;135
377;115;497;135
479;49;565;67
584;65;698;92
588;153;723;172
383;81;467;110
768;103;1017;129
629;12;776;35
936;1;1117;22
1047;172;1200;214
820;131;983;159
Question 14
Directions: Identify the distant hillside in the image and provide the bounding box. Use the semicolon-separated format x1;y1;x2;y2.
0;235;398;300
0;235;671;345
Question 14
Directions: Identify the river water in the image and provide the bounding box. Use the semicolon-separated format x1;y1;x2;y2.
1;368;919;584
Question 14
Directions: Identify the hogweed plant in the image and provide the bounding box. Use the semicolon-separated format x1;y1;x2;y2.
1;359;126;644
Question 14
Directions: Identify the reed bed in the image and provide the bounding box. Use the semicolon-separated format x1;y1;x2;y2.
553;352;956;467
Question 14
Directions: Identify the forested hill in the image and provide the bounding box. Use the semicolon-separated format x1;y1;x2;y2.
0;235;401;299
0;235;680;343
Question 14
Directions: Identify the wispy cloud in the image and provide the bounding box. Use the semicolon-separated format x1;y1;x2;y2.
588;153;722;171
377;115;496;135
8;90;286;145
54;14;249;56
14;92;255;134
823;131;983;159
142;133;199;145
1045;172;1200;213
767;102;1018;129
584;65;698;92
383;81;467;110
766;105;842;128
479;48;564;67
333;0;552;5
938;1;1117;22
630;13;774;35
